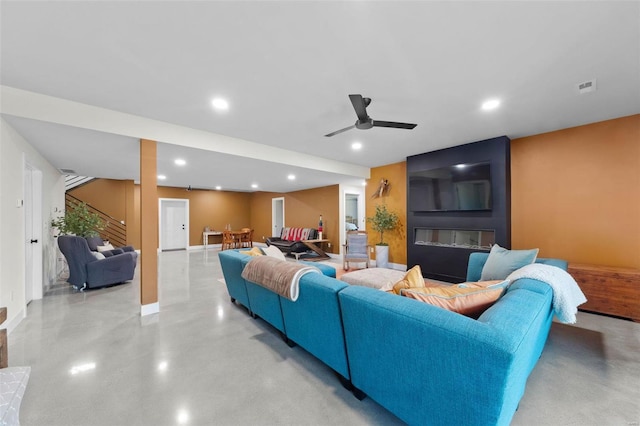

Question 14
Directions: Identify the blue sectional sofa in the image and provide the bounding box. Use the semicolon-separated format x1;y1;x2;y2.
218;249;567;426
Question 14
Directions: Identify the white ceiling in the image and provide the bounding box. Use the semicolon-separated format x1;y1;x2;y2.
1;1;639;192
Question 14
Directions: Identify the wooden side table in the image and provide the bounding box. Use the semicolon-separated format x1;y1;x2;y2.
568;263;640;322
293;239;331;261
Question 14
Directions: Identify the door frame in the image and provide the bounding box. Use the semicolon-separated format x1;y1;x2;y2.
23;160;43;302
339;185;366;255
158;198;189;251
271;197;285;238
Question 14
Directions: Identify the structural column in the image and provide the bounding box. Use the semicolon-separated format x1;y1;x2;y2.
140;139;159;316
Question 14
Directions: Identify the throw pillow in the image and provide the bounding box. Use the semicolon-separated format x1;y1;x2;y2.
386;265;424;294
240;247;264;257
480;244;539;280
91;251;106;260
262;245;287;261
402;281;509;318
96;243;115;252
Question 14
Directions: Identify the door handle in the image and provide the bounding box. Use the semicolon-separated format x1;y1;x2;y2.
30;239;38;244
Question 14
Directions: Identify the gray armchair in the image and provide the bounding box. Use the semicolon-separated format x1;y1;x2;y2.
58;235;137;290
342;231;371;270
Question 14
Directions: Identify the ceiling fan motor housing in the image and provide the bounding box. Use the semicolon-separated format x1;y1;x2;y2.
355;119;374;129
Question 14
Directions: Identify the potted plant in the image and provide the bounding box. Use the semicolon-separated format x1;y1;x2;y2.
366;203;399;268
51;201;104;237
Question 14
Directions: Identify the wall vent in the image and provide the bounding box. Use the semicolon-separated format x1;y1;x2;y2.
577;79;597;94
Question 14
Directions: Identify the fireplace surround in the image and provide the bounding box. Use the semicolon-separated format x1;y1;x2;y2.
406;136;510;282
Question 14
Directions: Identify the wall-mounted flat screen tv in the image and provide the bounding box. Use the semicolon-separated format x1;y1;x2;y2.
409;162;492;212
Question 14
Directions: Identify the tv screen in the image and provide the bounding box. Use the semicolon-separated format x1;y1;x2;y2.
409;162;492;212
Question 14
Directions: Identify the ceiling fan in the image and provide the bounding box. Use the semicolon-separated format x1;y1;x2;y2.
325;94;417;137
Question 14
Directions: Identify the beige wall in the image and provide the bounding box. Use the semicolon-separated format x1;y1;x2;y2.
511;114;640;268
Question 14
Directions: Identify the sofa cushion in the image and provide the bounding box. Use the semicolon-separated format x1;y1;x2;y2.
480;244;538;280
96;243;115;252
262;245;287;261
401;280;509;318
240;247;264;256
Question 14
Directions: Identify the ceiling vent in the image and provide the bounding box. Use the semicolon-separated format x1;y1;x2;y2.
59;168;76;174
577;79;597;94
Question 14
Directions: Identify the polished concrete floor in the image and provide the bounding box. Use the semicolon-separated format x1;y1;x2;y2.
8;249;640;425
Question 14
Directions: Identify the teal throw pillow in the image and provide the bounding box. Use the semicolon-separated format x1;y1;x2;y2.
480;244;539;280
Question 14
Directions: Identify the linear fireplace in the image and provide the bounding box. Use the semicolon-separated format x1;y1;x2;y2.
414;228;494;250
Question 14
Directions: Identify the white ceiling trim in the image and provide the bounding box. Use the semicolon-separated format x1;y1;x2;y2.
0;85;370;179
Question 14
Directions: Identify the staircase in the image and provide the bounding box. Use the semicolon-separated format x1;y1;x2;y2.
65;193;128;248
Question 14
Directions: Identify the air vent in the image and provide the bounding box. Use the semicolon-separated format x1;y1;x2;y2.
577;79;597;94
59;168;76;174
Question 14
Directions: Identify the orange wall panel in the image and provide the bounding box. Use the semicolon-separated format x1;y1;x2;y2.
366;161;407;265
69;178;127;221
511;114;640;268
249;186;340;253
157;187;252;246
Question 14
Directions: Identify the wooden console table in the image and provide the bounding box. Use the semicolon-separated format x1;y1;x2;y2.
568;263;640;322
203;231;222;248
293;239;330;261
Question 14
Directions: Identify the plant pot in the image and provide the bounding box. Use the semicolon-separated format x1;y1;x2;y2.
375;245;389;269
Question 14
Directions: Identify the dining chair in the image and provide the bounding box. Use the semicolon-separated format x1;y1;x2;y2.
240;228;253;248
222;230;236;250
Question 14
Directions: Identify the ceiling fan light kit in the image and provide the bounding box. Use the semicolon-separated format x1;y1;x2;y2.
325;94;417;137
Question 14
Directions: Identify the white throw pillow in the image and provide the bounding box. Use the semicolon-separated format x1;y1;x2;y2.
92;251;106;260
96;244;115;252
262;245;286;261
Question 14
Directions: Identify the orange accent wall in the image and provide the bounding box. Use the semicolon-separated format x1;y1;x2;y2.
249;185;340;253
157;187;252;246
69;179;128;221
511;114;640;268
366;162;407;265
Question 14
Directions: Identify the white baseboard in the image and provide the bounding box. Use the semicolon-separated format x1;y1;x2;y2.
5;307;26;334
140;302;159;316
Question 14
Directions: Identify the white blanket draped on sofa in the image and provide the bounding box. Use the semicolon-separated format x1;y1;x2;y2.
507;264;587;324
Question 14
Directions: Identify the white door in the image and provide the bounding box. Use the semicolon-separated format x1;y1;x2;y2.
24;163;43;303
272;197;285;237
160;199;189;251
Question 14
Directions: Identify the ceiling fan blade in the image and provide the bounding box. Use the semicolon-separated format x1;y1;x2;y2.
349;94;369;122
325;124;356;137
372;120;417;130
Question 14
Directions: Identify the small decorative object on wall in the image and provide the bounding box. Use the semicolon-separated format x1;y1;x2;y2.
371;178;391;198
367;203;399;268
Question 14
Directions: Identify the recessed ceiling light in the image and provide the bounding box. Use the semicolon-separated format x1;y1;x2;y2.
215;186;222;190
351;142;363;150
287;174;296;180
455;164;466;169
481;99;500;111
251;183;258;189
211;97;229;111
157;174;167;180
174;158;186;166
